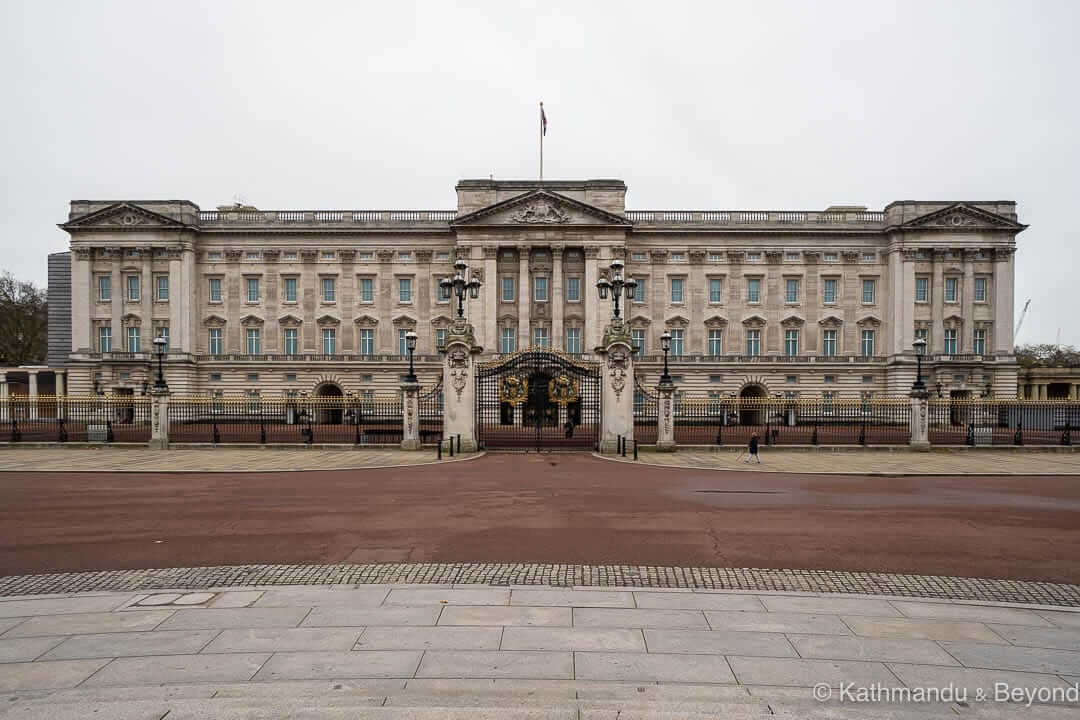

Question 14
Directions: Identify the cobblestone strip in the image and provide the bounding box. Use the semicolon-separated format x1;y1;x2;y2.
1;564;1078;606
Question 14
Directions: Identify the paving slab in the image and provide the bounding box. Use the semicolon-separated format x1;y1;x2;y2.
1038;610;1080;628
727;656;896;687
575;651;736;683
416;650;574;679
572;608;708;629
501;628;645;652
41;630;217;660
0;658;111;691
209;590;265;608
760;595;902;617
3;610;173;637
304;606;443;627
787;634;959;665
0;618;24;634
0;595;128;618
84;652;269;686
253;650;423;680
201;627;364;653
0;699;171;720
210;678;407;696
887;662;1075;697
704;610;851;635
643;629;796;657
384;587;510;606
0;637;64;663
156;607;310;630
509;589;634;608
355;626;502;651
438;606;570;627
840;615;1007;643
942;642;1080;675
633;592;765;611
23;683;221;702
891;601;1053;626
986;624;1080;651
252;586;389;608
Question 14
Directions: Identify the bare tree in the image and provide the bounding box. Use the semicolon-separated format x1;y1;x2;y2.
1015;343;1080;369
0;271;48;366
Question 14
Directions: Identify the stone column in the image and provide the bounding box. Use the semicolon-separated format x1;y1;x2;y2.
518;247;531;348
596;318;634;454
909;389;930;451
28;370;38;419
148;386;169;449
483;246;498;352
552;245;564;350
442;319;482;452
962;251;975;352
400;381;421;450
656;378;676;451
993;248;1015;353
584;247;599;352
0;373;8;421
55;371;66;420
111;259;123;353
71;249;92;352
931;251;945;354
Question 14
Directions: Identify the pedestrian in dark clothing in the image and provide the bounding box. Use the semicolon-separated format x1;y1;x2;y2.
745;432;762;464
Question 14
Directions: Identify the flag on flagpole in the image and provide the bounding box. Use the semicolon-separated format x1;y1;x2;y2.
540;102;547;136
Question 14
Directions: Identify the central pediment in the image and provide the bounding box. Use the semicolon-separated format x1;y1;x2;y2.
451;190;631;228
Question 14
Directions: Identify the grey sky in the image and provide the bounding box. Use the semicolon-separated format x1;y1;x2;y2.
2;0;1077;344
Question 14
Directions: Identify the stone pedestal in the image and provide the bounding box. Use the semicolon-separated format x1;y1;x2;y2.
656;380;677;452
442;319;482;452
596;319;634;454
909;390;929;451
400;381;421;450
148;387;170;449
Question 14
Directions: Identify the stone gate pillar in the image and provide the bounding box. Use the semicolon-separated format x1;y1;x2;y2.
909;389;929;451
400;381;421;450
596;319;634;454
148;387;169;450
656;378;676;451
442;319;482;452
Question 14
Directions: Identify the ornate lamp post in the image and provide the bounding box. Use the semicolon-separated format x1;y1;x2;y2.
404;330;419;384
440;259;482;321
659;330;672;384
595;259;637;320
912;337;927;391
153;335;169;391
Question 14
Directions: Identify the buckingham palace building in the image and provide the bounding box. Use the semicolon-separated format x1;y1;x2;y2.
52;178;1025;402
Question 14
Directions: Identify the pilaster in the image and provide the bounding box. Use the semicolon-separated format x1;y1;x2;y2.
656;379;676;451
552;245;564;350
400;382;421;450
909;390;929;451
518;247;531;347
148;386;169;450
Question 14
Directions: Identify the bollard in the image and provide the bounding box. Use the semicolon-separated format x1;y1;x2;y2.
621;435;627;457
456;434;461;454
449;437;454;457
437;438;442;460
633;438;638;461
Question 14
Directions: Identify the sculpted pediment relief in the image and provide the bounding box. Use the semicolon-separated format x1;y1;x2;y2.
202;313;227;327
239;314;264;327
392;314;417;328
899;203;1025;232
780;314;805;328
856;314;882;328
429;314;453;327
451;189;631;227
63;202;187;230
665;315;690;328
742;314;767;328
354;314;379;327
818;314;844;328
704;314;728;328
316;313;341;326
278;313;303;326
629;314;651;326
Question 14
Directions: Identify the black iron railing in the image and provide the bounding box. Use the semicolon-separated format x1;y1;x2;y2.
0;396;151;443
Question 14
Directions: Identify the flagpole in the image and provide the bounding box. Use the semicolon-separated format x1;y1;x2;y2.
539;102;544;181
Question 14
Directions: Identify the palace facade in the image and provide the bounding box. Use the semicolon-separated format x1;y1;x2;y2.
53;179;1025;402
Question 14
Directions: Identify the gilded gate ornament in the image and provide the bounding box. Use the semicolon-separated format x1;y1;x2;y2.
547;374;579;405
499;374;529;406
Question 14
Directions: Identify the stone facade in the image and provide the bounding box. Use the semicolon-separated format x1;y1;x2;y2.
57;180;1024;400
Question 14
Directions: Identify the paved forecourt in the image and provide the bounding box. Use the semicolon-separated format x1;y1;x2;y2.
1;584;1078;719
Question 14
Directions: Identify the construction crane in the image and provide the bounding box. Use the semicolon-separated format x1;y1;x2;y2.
1014;298;1032;341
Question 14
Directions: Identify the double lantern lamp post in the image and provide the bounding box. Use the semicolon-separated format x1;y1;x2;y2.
439;259;482;320
595;258;637;321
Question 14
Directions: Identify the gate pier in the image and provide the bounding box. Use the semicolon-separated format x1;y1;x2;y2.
596;319;635;454
442;320;483;453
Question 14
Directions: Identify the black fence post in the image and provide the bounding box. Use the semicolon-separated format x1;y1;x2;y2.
633;438;638;460
449;436;454;456
437;437;442;460
811;418;819;446
58;417;67;443
212;418;220;445
106;420;114;443
967;422;975;447
858;413;866;446
11;418;20;443
765;412;772;447
456;434;461;454
1064;423;1072;447
1015;420;1023;446
260;417;267;445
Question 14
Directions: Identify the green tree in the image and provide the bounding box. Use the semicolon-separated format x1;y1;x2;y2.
1015;343;1080;368
0;271;48;366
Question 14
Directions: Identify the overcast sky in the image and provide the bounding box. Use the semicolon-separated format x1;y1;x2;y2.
2;0;1077;345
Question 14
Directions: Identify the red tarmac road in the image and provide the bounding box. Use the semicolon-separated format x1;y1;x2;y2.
1;454;1078;583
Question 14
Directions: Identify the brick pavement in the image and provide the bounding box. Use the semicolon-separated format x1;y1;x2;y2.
0;583;1077;718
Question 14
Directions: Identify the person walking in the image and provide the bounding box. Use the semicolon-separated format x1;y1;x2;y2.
745;432;762;464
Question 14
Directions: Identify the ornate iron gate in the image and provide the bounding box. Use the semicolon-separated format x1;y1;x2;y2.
476;349;601;450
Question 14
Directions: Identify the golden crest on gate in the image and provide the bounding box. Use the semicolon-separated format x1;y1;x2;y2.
499;374;529;406
547;373;579;405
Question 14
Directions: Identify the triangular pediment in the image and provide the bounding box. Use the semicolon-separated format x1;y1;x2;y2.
898;203;1025;232
239;314;264;327
278;313;303;326
315;313;341;326
62;202;188;230
451;190;631;227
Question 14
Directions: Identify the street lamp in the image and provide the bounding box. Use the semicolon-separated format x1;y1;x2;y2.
439;259;482;320
595;258;636;320
912;337;927;391
659;330;672;384
152;335;168;390
404;330;418;384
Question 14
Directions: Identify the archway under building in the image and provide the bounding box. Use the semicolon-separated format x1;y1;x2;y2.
739;384;768;426
314;382;344;424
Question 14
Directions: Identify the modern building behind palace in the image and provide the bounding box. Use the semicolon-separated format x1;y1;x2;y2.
47;178;1026;402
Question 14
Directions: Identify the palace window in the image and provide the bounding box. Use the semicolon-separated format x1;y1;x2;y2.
708;252;723;262
126;275;140;301
283;251;298;261
534;276;548;302
824;375;835;383
566;277;580;302
669;328;684;356
633;278;646;302
565;327;581;354
322;277;336;303
155;325;169;352
862;252;875;262
785;252;800;261
502;276;515;302
322;328;336;354
784;329;799;356
533;326;549;348
437;276;451;302
98;326;112;352
126;326;140;353
669;252;685;262
915;276;929;302
398;278;412;302
500;327;516;353
670;277;684;303
746;329;760;356
435;251;450;261
746;278;761;303
97;275;111;302
246;251;260;260
945;277;958;302
435;328;447;350
207;251;223;261
823;329;837;357
785;278;799;303
861;329;876;356
823;278;837;304
914;327;929;347
974;277;987;302
283;277;298;303
708;329;723;356
321;251;336;260
944;328;957;355
246;277;260;303
862;279;875;304
823;252;838;262
208;328;223;355
156;275;169;301
973;328;986;355
283;328;298;355
747;252;761;261
246;328;261;355
398;328;409;356
631;328;645;354
359;277;374;303
359;328;374;355
631;251;647;261
356;251;373;261
398;251;411;261
208;277;222;303
709;278;723;303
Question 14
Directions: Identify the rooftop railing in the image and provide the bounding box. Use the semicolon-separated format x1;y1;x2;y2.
624;210;885;226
